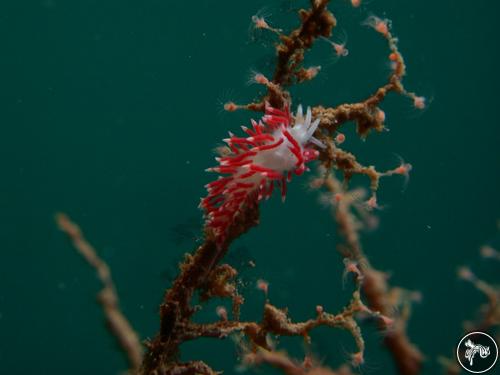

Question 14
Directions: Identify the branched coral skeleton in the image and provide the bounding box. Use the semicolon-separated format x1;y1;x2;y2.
57;1;430;374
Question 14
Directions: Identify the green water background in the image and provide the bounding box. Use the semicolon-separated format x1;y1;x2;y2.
0;0;499;374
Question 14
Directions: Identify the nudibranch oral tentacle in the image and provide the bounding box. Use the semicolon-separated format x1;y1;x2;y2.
200;103;323;247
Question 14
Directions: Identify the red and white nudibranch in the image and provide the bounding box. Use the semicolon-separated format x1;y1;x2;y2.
200;103;324;246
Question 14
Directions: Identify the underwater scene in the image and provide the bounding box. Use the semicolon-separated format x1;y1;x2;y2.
0;0;499;374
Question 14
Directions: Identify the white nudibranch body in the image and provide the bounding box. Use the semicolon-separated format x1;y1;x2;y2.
253;104;323;173
201;104;323;246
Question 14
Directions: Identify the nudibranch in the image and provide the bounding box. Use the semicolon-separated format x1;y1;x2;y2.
200;103;323;246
